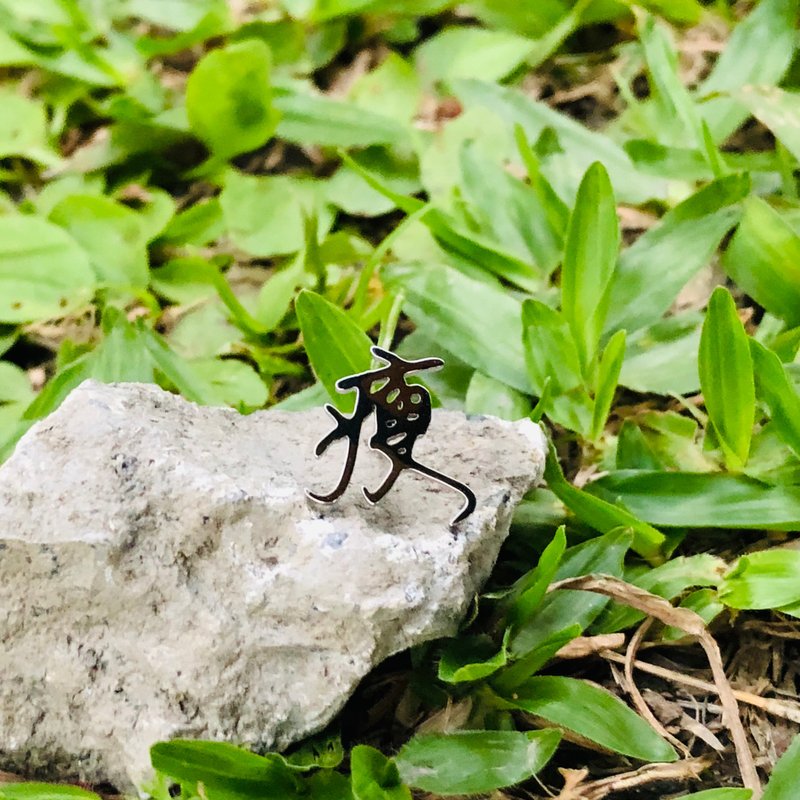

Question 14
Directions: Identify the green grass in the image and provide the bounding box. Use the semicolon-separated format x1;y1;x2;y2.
2;0;800;797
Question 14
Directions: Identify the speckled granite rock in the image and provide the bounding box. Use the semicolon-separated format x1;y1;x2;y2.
0;380;546;790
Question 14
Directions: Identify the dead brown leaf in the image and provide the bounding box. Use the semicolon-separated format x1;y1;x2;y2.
556;633;626;660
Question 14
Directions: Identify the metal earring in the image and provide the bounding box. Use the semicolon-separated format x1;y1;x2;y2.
306;346;476;526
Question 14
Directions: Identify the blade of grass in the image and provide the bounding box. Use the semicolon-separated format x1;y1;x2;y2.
698;287;755;471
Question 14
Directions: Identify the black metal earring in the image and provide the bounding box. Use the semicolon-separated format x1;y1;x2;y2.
306;346;476;526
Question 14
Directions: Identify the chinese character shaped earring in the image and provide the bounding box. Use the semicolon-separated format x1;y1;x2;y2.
306;346;476;526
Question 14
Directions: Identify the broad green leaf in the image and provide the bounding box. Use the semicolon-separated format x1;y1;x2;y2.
607;174;749;334
621;410;711;472
0;360;32;434
438;634;507;683
750;340;800;459
0;89;60;166
417;106;513;204
341;155;539;291
637;11;703;149
274;91;405;148
90;309;155;383
326;148;421;217
544;440;665;559
0;27;37;65
421;206;543;291
616;419;665;471
189;359;268;409
514;124;570;265
698;287;755;471
151;257;218;306
590;329;625;441
395;730;561;795
674;788;752;799
620;313;702;395
139;323;219;405
734;85;800;164
305;770;353;800
220;172;330;258
28;175;103;218
207;266;271;339
230;19;308;71
522;298;591;434
454;80;661;204
255;263;303;332
49;195;149;289
624;139;777;180
467;0;576;34
525;0;594;69
470;0;702;32
0;784;101;800
521;299;582;395
762;732;800;800
168;301;241;360
720;549;800;610
594;554;725;633
295;290;373;412
38;38;133;87
302;0;452;23
464;372;531;421
348;53;421;124
186;39;279;161
17;354;92;430
0;361;34;405
274;381;329;411
0;0;80;44
745;423;800;487
150;740;301;797
624;140;711;180
507;676;677;762
506;528;632;668
0;216;95;323
49;309;218;411
383;262;532;394
60;111;189;173
135;5;232;57
759;322;800;363
350;745;410;800
587;470;800;530
123;0;231;31
160;198;225;247
507;526;567;628
337;152;422;214
561;162;619;375
342;153;540;290
414;26;536;84
459;142;563;278
722;197;800;328
662;589;725;642
699;0;798;142
493;625;581;691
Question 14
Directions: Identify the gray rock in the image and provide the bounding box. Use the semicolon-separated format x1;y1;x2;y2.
0;380;546;790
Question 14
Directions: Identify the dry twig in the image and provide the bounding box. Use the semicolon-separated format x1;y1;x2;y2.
623;618;691;757
548;575;762;798
553;757;712;800
555;633;626;659
601;649;800;725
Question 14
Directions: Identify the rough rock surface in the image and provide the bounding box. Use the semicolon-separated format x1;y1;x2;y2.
0;380;546;789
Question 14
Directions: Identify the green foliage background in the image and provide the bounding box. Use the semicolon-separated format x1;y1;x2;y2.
2;0;800;796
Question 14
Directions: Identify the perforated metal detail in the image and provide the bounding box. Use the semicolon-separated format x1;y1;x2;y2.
306;346;476;526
